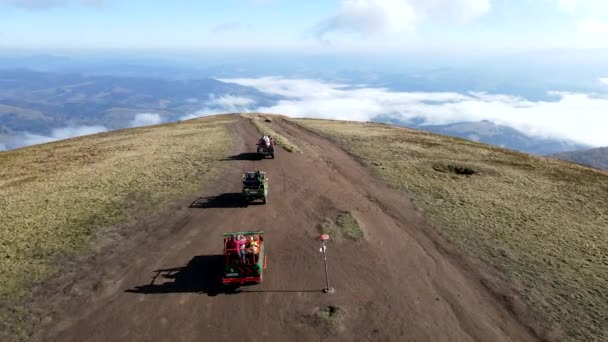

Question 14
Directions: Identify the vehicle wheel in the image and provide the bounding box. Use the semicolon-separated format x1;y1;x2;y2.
271;154;274;159
263;196;267;204
224;284;239;294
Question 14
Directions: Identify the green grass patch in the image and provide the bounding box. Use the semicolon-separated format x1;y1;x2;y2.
293;118;608;342
321;211;364;241
316;305;345;325
0;115;235;339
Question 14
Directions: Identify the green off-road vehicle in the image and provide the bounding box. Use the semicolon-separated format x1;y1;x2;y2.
241;170;268;204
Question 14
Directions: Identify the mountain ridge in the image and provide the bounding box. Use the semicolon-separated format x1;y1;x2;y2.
549;146;608;170
373;116;590;155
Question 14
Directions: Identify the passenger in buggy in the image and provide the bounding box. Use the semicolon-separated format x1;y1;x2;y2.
227;234;247;262
246;236;260;263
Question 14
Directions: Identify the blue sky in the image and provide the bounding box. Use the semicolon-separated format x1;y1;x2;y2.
1;0;607;53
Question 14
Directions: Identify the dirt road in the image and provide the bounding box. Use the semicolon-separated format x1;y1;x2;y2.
35;117;538;342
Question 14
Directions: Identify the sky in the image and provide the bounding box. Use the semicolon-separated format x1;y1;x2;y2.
1;0;608;52
1;0;608;149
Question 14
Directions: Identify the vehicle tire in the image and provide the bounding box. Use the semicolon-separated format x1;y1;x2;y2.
263;196;267;204
224;284;239;294
271;153;274;159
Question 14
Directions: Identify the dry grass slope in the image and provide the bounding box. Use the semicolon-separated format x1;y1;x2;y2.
293;118;608;342
0;116;234;337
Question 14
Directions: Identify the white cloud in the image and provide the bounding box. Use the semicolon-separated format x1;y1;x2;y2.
314;0;490;38
245;0;277;4
180;95;256;120
553;0;608;13
600;78;608;85
0;0;105;9
220;77;350;98
179;108;223;121
224;77;608;146
578;19;608;34
555;0;581;13
211;22;253;33
548;1;608;47
130;113;163;127
0;143;6;151
316;0;418;37
206;95;256;107
573;19;608;48
20;125;108;147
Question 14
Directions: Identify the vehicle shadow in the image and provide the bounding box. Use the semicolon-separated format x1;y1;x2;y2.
125;255;324;297
238;289;322;293
125;255;237;296
190;193;245;208
221;153;261;161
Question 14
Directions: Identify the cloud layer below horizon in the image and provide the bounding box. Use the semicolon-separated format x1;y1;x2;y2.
4;112;161;150
219;77;608;147
4;78;608;151
18;125;108;147
180;94;257;121
130;113;163;127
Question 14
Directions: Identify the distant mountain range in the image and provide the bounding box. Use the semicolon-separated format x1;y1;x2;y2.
549;147;608;171
3;52;608;100
0;69;276;149
0;67;600;156
373;117;590;155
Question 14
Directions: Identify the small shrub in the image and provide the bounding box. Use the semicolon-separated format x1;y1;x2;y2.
433;163;478;175
320;212;364;241
316;305;345;325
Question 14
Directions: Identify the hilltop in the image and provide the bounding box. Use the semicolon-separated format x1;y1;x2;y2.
293;118;608;341
1;114;606;342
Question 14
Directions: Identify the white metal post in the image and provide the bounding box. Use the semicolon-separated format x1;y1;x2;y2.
319;234;334;294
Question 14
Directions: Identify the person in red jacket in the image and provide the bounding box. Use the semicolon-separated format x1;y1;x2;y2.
227;234;247;261
236;234;247;261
